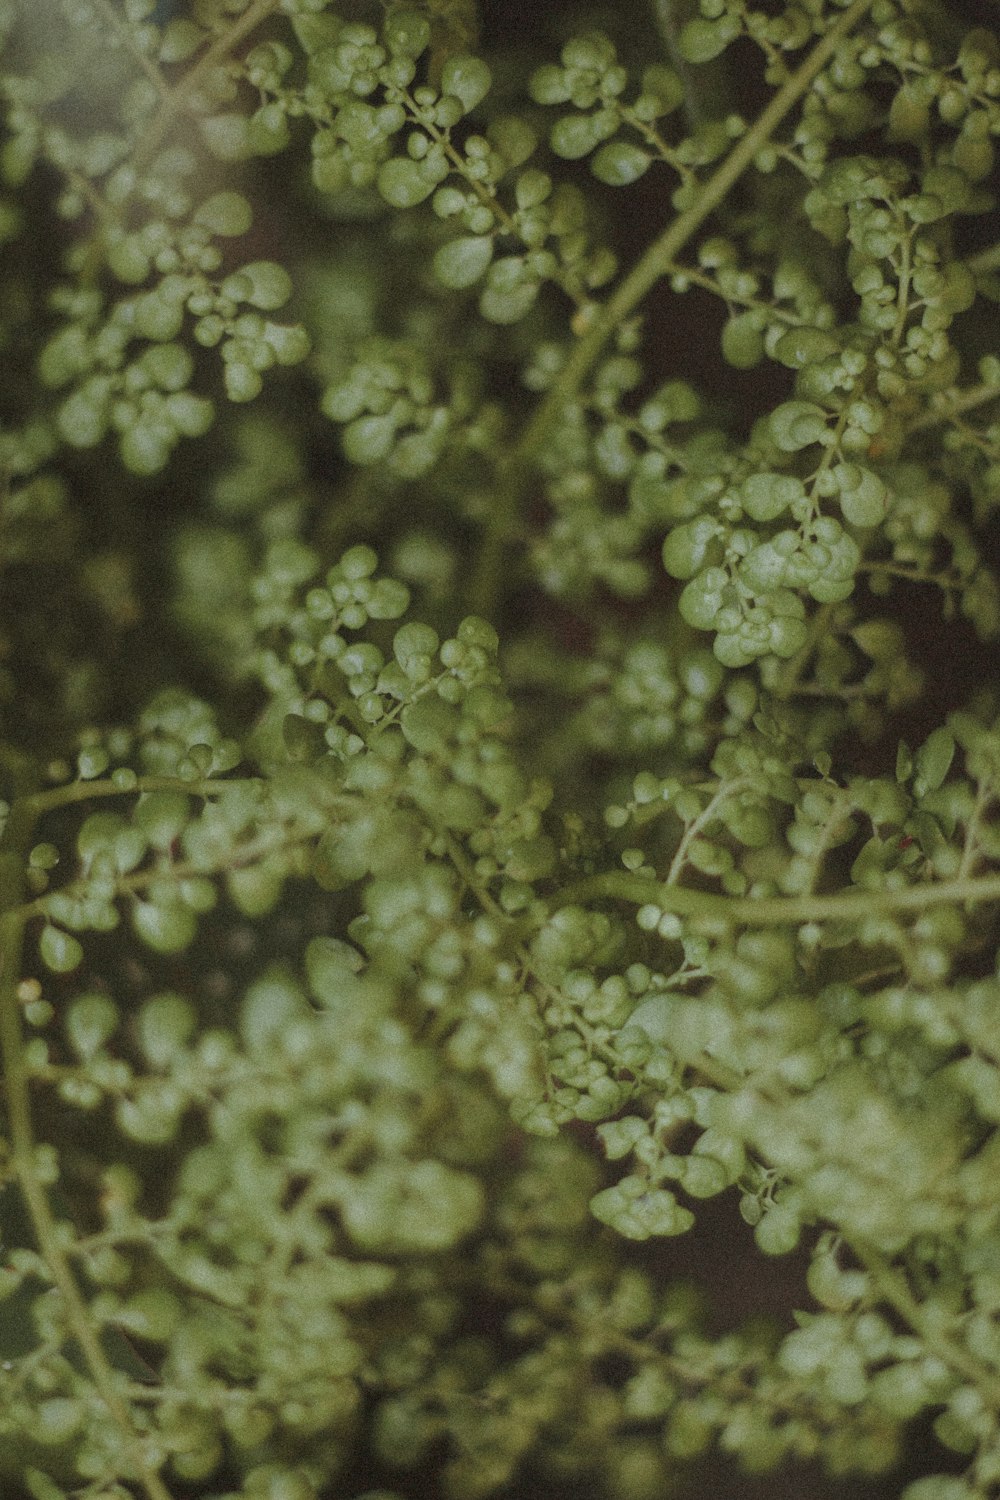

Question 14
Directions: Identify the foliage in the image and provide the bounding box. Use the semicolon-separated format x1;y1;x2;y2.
3;0;1000;1496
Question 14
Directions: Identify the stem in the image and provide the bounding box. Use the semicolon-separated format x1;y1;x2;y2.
470;0;877;616
554;868;1000;926
770;600;836;700
14;829;312;927
515;0;876;466
0;807;173;1500
967;239;1000;279
854;1243;1000;1409
957;780;992;883
93;0;171;100
666;779;747;885
858;559;958;590
21;773;248;822
661;258;803;324
132;0;280;175
907;379;1000;432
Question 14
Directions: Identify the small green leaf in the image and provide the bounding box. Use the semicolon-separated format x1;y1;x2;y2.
662;517;724;579
132;900;197;954
639;63;685;116
107;234;152;284
135;791;190;848
140;343;194;392
200;114;252;161
262;321;310;365
66;992;119;1057
902;1479;976;1500
741;472;805;522
754;1201;802;1255
77;745;110;779
158;17;205;62
679;17;737;63
240;969;310;1052
888;82;931;143
384;8;431;57
530;64;570;106
228;260;293;311
114;1289;182;1342
433;235;494;289
591;142;651;186
440;55;492;114
896;740;913;782
914;727;955;796
194;191;252;236
33;1397;85;1446
488;115;538;170
479;257;540;323
550;111;617;160
24;1471;66;1500
138;993;196;1067
772;327;839;368
228;863;285;917
721;313;764;369
223;363;263;403
29;842;59;871
377;157;437;209
40;925;84;974
833;463;888;527
134;292;184;342
769;401;829;452
590;1177;694;1240
342;414;398;465
120;422;173;475
248;101;291;155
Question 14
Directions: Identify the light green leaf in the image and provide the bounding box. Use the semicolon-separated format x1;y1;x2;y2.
131;900;197;954
66;993;119;1057
769;400;829;452
440;55;492;114
194;191;252;237
591;142;651;186
590;1178;695;1239
39;925;83;974
377;157;437;209
721;313;764;369
914;727;955;796
433;235;494;289
679;16;738;63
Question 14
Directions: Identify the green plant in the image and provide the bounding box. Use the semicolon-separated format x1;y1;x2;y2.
2;0;1000;1495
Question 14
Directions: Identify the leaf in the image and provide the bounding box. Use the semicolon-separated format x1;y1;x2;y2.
199;114;252;161
914;727;955;796
377;157;437;209
193;191;252;236
39;925;83;974
550;112;614;160
591;142;651;186
741;473;804;522
65;993;119;1057
769;401;829;452
433;235;493;289
590;1178;695;1239
440;55;492;114
721;312;764;369
833;463;888;527
131;900;197;954
679;17;737;63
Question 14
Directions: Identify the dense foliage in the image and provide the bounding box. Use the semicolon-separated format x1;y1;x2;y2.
3;0;1000;1496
